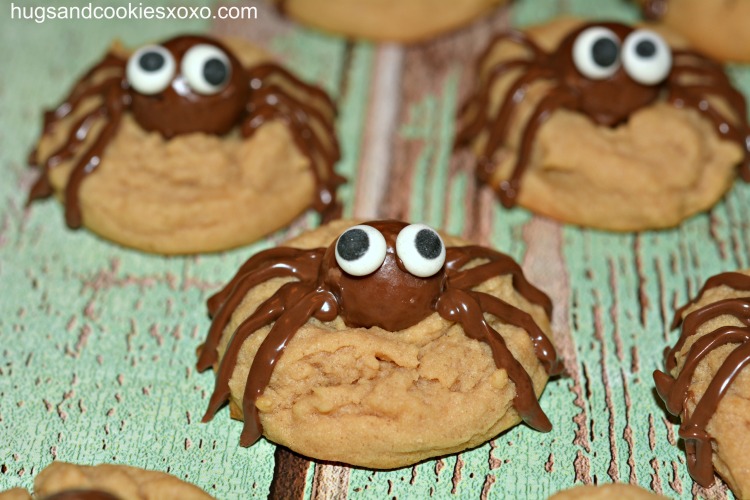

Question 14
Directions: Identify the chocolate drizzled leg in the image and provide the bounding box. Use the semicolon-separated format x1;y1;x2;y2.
493;88;578;207
28;107;107;202
240;290;338;446
455;59;532;147
61;83;126;228
436;288;552;432
664;298;750;371
470;291;562;375
671;272;750;328
655;326;750;414
680;341;750;486
28;52;124;189
207;248;324;315
474;68;557;184
202;282;309;422
445;246;553;316
199;249;325;371
243;63;345;221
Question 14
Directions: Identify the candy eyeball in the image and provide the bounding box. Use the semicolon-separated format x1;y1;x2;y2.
622;29;672;85
126;45;176;95
181;44;232;95
396;224;446;278
572;26;622;80
335;225;387;277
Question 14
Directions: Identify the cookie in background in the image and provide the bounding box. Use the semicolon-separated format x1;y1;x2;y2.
638;0;750;63
268;0;509;43
455;17;749;231
0;462;213;500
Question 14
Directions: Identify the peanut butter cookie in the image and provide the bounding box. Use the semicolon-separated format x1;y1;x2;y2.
197;219;562;469
456;18;749;231
639;0;750;63
0;462;212;500
655;270;750;496
270;0;508;43
28;35;344;254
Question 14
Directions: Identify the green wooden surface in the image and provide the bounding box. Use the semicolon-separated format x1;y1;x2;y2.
1;0;749;498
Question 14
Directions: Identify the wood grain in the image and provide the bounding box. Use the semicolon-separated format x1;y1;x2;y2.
1;0;750;498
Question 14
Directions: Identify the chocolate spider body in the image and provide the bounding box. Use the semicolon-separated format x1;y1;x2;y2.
197;220;563;447
28;35;344;228
455;21;750;207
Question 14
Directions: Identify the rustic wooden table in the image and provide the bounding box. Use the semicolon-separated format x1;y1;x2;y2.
2;0;749;498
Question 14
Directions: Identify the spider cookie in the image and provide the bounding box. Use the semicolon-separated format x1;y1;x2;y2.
270;0;508;43
639;0;750;63
455;18;750;231
654;270;750;496
28;34;344;254
196;219;562;468
0;461;213;500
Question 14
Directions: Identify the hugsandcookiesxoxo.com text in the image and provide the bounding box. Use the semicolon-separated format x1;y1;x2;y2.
10;2;258;24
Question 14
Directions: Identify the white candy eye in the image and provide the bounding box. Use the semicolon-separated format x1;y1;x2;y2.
335;225;387;277
396;224;446;278
572;27;621;80
126;45;175;95
181;44;232;95
622;30;672;85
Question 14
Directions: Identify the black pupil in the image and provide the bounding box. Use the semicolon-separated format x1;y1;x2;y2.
415;229;442;260
337;229;369;261
591;38;619;68
203;58;228;86
636;40;657;58
139;51;165;72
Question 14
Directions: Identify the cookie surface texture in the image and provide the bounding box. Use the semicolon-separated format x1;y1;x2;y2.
272;0;507;43
456;17;747;231
0;462;213;500
201;219;559;469
29;36;342;254
654;270;750;497
548;483;665;499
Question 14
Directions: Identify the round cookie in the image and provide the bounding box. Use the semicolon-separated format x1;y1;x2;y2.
0;461;213;500
28;35;344;254
549;484;665;499
270;0;508;43
654;270;750;496
455;17;749;231
197;219;562;469
639;0;750;63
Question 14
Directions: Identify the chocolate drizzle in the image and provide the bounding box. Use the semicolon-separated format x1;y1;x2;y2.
455;21;750;207
27;34;344;229
198;220;562;450
654;272;750;486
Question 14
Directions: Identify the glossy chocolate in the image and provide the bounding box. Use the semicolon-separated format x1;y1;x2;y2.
43;489;120;500
27;34;344;229
198;220;562;448
654;272;750;486
455;21;750;207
